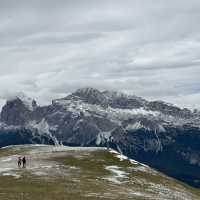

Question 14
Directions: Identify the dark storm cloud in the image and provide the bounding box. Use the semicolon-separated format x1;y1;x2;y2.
0;0;200;109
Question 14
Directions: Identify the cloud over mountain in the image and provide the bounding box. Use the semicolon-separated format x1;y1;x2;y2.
0;0;200;109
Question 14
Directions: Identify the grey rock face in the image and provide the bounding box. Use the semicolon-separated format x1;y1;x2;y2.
103;90;146;109
1;98;32;126
147;101;192;118
0;87;200;187
72;88;109;107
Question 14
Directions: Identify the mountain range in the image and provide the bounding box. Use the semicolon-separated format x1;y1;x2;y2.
0;87;200;188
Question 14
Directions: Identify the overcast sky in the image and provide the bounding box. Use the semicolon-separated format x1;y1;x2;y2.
0;0;200;109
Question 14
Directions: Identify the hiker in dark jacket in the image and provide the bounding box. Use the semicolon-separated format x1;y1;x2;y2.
18;157;22;167
22;156;26;168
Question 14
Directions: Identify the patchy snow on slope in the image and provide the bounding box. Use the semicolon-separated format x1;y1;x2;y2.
54;98;160;123
1;157;14;162
2;172;21;178
147;182;193;200
104;165;129;184
0;167;14;173
109;149;151;168
108;107;160;118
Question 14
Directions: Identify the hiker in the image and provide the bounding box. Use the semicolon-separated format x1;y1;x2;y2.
22;156;26;168
18;157;22;167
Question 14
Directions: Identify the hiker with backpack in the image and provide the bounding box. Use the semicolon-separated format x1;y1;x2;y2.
22;156;26;168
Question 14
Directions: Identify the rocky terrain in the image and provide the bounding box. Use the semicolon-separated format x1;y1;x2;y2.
0;145;199;200
0;88;200;188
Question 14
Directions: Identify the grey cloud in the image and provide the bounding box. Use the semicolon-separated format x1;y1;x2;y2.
0;0;200;109
17;32;104;46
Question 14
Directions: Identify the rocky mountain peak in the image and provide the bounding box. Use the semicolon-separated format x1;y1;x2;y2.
72;87;108;106
102;90;147;109
7;93;37;111
0;94;37;126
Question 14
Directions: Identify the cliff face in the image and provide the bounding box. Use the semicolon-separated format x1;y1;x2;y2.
0;88;200;187
1;98;31;126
